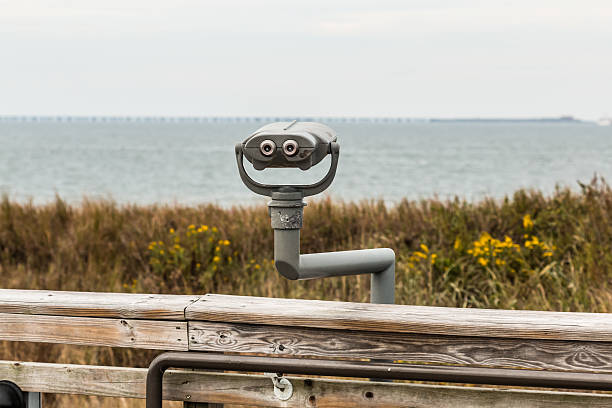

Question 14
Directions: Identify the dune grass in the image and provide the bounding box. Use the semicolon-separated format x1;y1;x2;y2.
1;179;611;405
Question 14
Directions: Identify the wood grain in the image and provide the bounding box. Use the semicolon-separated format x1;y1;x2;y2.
188;321;612;373
0;313;188;350
2;361;611;407
0;289;200;320
186;294;612;341
301;380;612;408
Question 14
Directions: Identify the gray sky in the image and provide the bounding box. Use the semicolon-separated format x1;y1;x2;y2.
1;1;611;119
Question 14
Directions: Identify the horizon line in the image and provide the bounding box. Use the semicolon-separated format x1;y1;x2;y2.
0;114;593;123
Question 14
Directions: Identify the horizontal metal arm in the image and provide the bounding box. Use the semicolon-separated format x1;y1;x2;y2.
274;230;394;279
299;248;395;279
274;229;395;303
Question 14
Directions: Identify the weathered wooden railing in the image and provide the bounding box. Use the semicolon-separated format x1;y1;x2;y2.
1;289;612;407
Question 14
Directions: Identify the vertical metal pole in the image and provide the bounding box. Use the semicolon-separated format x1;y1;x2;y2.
273;229;301;280
369;256;395;382
370;261;395;304
26;392;42;408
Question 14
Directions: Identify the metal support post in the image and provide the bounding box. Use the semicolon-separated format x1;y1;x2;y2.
26;392;41;408
269;194;395;304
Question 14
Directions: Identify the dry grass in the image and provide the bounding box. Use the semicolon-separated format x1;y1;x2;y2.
1;179;612;406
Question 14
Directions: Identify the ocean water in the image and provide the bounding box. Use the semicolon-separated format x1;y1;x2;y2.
1;120;611;206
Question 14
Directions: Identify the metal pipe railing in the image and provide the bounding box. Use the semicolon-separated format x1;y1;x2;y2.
146;352;612;408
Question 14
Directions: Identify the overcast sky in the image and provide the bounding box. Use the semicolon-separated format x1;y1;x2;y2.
1;1;611;119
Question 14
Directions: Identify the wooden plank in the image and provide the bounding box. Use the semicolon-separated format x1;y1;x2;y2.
0;289;200;320
0;313;188;350
186;294;612;342
188;321;612;373
1;361;611;407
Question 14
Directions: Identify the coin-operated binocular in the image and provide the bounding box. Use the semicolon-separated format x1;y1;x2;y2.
236;121;395;304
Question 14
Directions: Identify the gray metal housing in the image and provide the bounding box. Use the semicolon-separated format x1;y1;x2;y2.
242;121;337;170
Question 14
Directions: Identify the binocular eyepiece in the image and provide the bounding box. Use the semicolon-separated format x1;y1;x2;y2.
240;121;337;171
258;138;299;157
235;121;340;198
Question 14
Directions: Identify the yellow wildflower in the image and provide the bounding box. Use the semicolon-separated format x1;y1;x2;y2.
188;224;195;229
523;214;534;230
223;240;230;246
212;227;218;233
503;236;519;249
479;232;492;241
478;257;488;266
420;244;429;253
255;264;261;269
414;251;427;259
213;256;220;263
453;238;461;251
169;228;175;234
430;253;437;265
201;225;209;231
525;236;542;249
215;246;221;252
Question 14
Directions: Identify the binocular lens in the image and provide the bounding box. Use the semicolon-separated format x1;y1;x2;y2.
260;140;276;156
283;140;298;156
